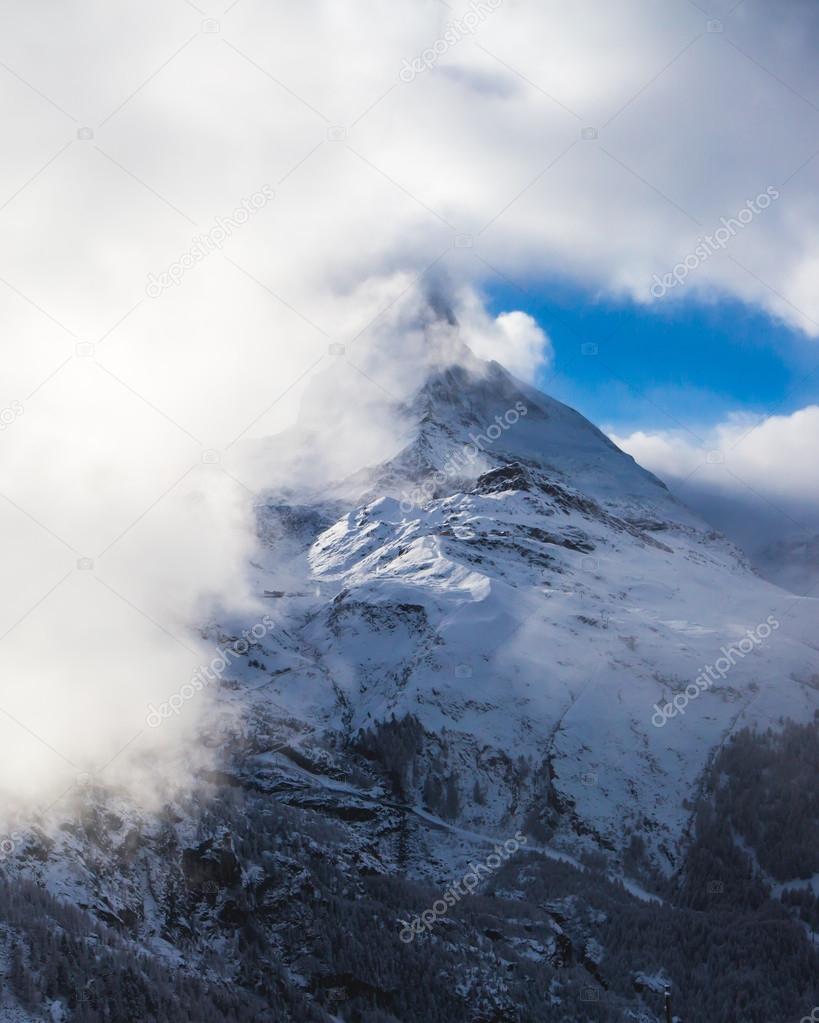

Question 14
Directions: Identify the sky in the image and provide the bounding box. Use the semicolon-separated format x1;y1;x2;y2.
2;0;819;802
486;279;819;434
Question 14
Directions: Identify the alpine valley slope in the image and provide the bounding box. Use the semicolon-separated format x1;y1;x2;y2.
233;336;819;871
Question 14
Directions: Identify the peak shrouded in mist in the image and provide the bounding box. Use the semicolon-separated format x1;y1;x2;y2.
236;319;817;860
240;296;681;535
236;286;550;498
0;285;551;809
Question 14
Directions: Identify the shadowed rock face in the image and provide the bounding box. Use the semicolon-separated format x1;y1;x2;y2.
182;838;242;891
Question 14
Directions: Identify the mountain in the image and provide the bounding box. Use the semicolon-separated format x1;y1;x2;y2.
243;344;818;863
1;336;818;1022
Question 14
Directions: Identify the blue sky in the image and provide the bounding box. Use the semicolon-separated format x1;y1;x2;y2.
485;277;819;435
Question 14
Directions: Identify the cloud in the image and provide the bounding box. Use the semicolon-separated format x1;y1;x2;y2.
611;406;819;508
4;1;819;347
453;288;553;381
611;407;819;577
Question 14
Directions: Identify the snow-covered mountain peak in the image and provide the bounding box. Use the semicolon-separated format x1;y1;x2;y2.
243;312;686;527
238;343;819;867
331;351;698;532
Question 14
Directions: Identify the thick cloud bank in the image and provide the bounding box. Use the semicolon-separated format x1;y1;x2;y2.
612;408;819;589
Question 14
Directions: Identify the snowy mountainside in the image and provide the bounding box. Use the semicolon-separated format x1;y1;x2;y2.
240;347;819;866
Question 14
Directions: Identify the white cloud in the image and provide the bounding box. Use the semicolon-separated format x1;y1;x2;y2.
612;406;819;589
454;288;553;380
611;406;819;508
3;0;819;347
